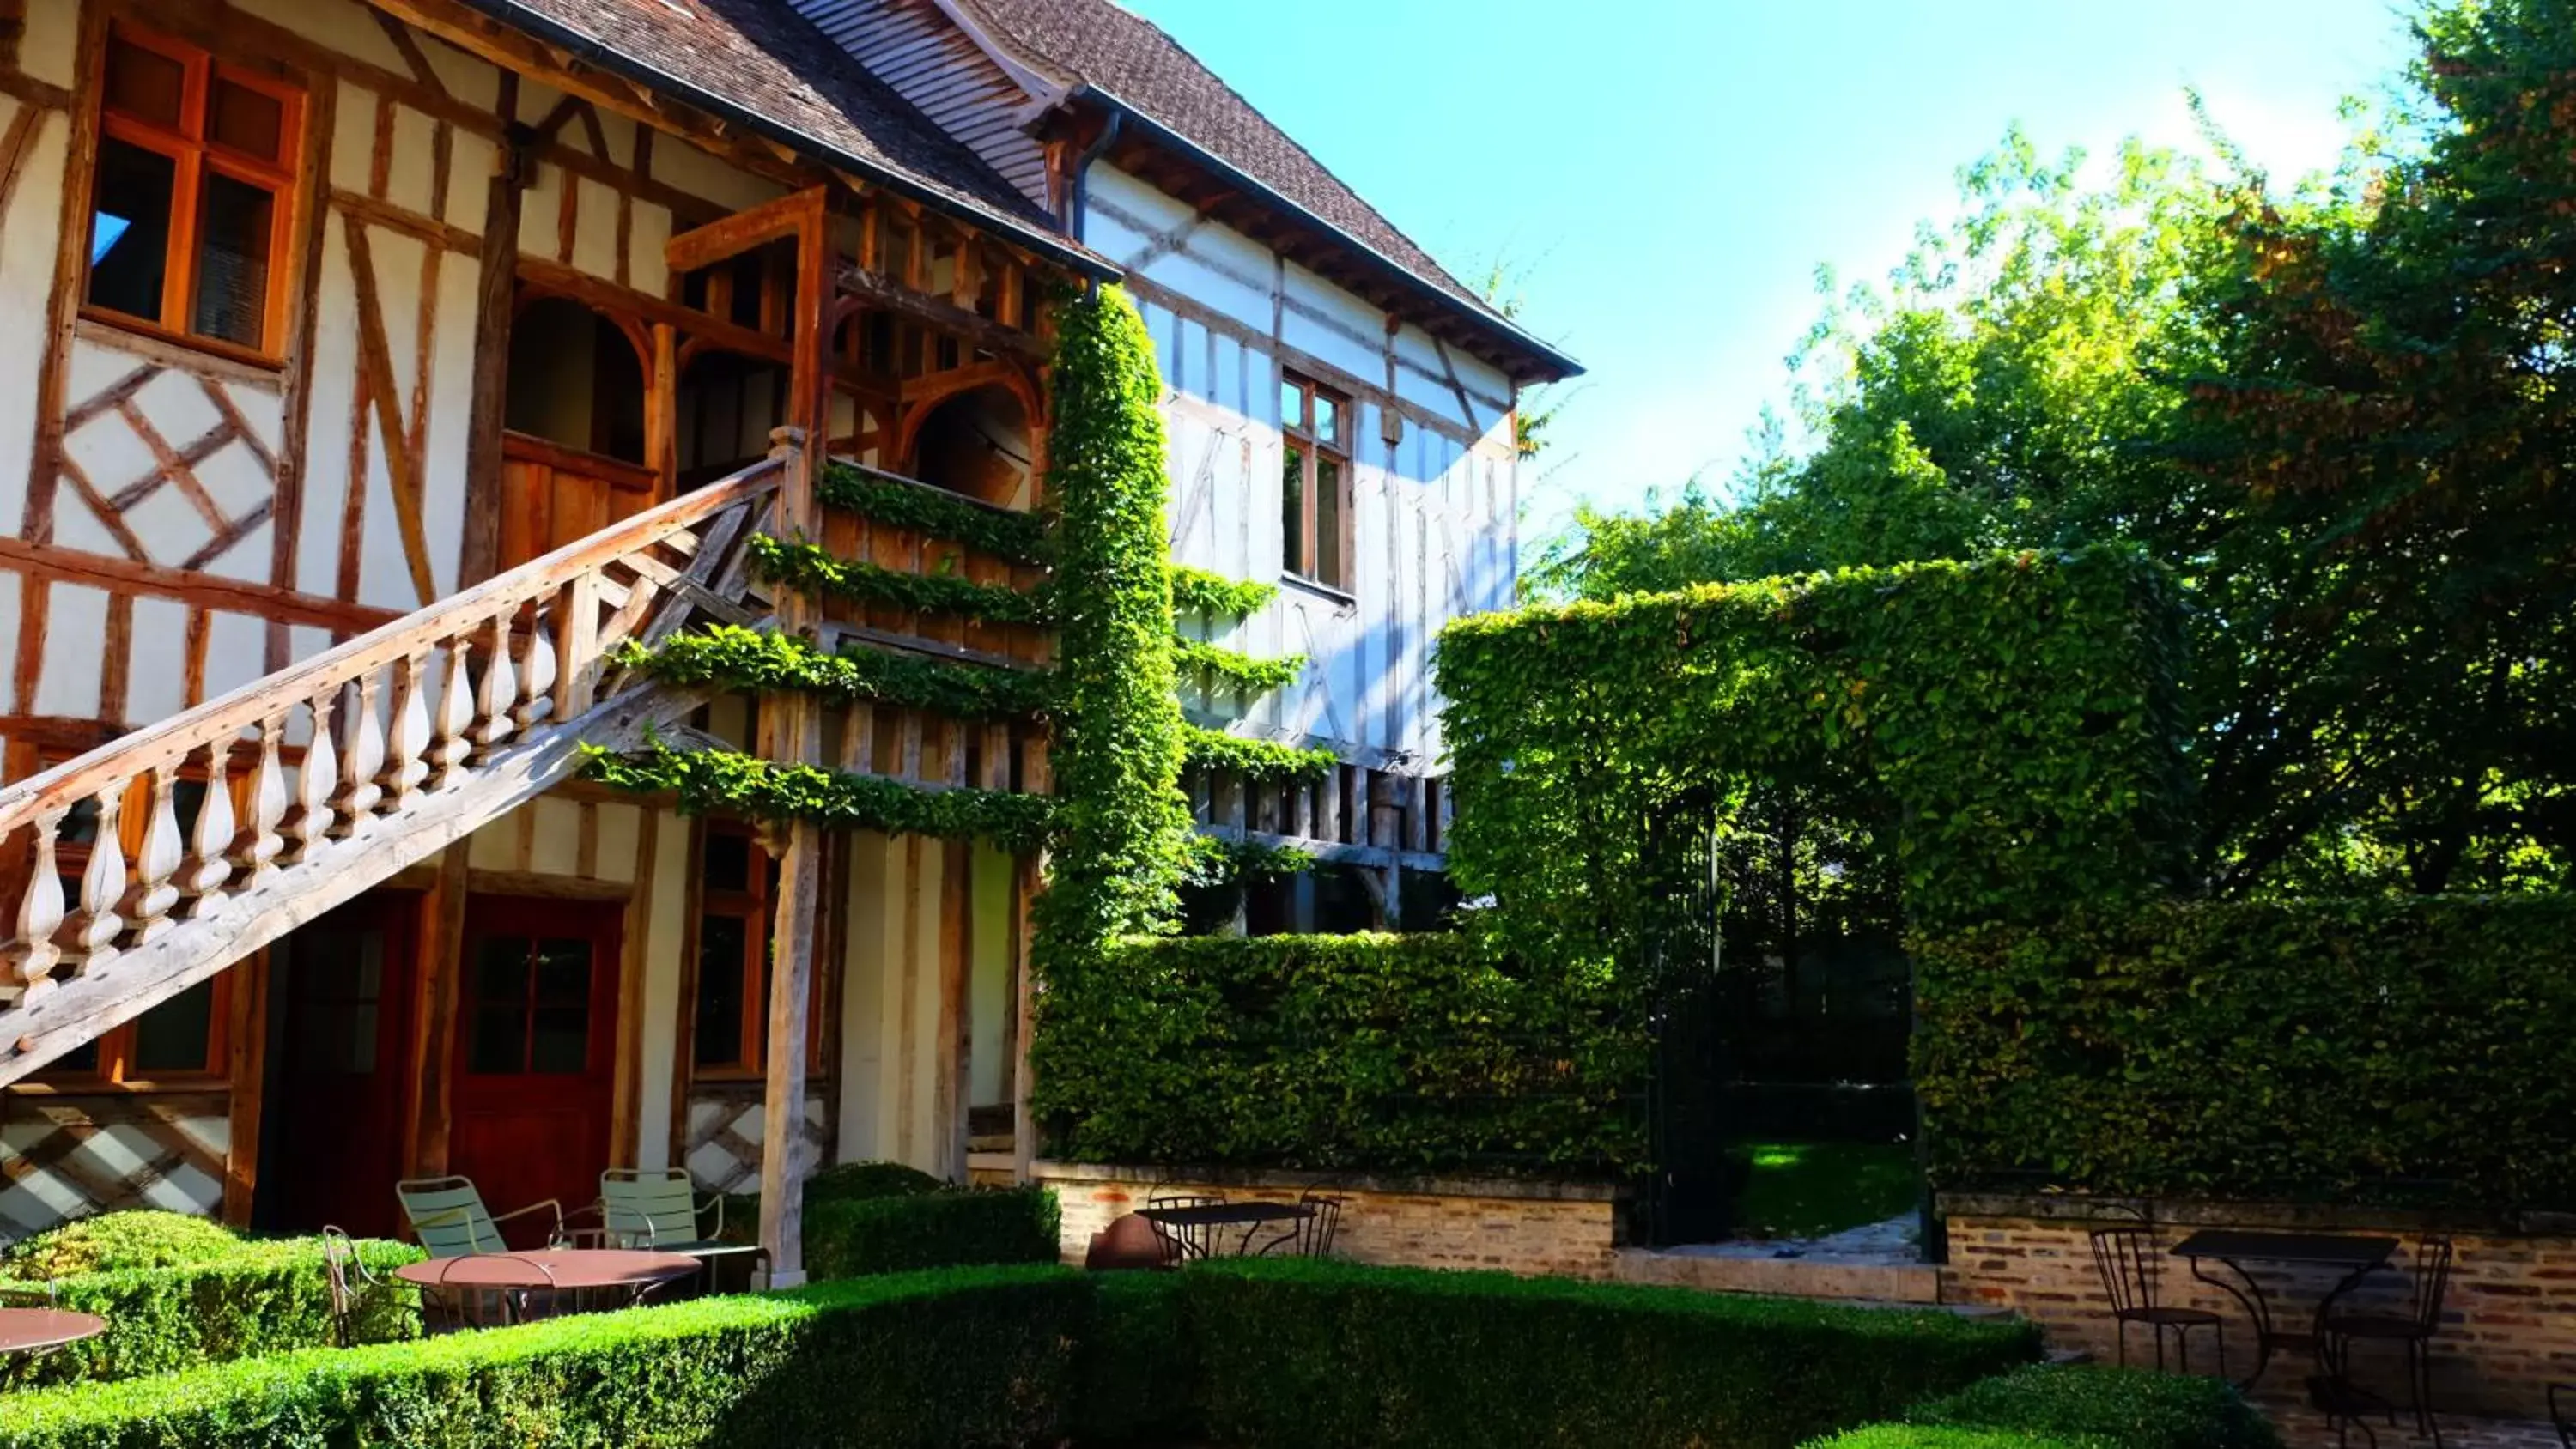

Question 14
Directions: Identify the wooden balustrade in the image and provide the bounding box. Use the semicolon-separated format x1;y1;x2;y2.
0;456;782;1064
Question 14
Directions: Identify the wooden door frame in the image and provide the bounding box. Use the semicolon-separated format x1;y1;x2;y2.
434;888;629;1185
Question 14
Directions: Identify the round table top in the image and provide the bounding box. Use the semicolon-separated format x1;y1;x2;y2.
0;1307;107;1355
393;1249;702;1291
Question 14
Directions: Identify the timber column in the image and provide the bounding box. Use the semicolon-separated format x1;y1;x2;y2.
756;424;824;1288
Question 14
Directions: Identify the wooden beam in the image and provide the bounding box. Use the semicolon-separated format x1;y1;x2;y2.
0;537;401;635
219;947;270;1225
839;267;1043;361
519;257;793;367
404;843;469;1177
458;81;525;587
665;189;819;277
755;427;824;1287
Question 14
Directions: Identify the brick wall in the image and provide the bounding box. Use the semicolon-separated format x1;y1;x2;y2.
1036;1161;1624;1280
1939;1195;2576;1419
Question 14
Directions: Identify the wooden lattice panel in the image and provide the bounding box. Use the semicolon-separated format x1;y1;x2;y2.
0;1090;228;1236
682;1082;830;1195
52;340;285;580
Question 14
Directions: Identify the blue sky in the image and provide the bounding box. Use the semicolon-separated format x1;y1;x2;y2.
1118;0;2423;537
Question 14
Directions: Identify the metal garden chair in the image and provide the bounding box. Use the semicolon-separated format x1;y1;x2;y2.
2547;1382;2572;1448
1256;1193;1347;1258
2322;1235;2454;1448
395;1175;588;1258
1143;1191;1225;1264
319;1225;384;1348
600;1167;768;1294
2089;1226;2226;1375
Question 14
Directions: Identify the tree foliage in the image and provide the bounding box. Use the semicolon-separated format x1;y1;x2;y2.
1540;3;2576;896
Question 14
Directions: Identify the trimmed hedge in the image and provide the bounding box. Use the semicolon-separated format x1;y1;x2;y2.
1119;1258;2040;1449
0;1264;1085;1449
803;1187;1060;1280
1908;1367;2277;1449
1914;896;2576;1203
1038;932;1638;1172
2;1211;243;1279
717;1181;1060;1282
2;1236;422;1386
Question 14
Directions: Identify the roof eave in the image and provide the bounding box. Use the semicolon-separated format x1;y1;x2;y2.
453;0;1116;281
1072;86;1583;384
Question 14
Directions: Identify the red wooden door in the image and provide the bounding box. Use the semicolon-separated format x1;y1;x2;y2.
264;893;419;1237
449;898;623;1240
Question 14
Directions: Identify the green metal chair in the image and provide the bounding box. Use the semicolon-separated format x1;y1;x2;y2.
600;1168;769;1292
395;1175;573;1258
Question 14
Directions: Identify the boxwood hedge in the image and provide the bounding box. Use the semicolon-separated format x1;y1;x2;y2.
1087;1258;2041;1449
2;1234;422;1386
0;1258;2276;1449
0;1265;1086;1449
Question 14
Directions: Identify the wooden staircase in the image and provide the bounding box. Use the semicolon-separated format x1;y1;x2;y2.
0;458;783;1086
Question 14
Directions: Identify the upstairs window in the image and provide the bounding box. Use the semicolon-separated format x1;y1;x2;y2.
84;27;302;358
1280;372;1351;591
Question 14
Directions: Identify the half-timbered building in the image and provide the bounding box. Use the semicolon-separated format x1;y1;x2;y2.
0;0;1575;1278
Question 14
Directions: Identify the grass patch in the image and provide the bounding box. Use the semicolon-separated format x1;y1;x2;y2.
1735;1140;1920;1240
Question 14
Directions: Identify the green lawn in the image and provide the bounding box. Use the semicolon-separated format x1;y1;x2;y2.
1732;1141;1919;1240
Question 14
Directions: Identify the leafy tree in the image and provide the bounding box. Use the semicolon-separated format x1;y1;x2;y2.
1539;2;2576;897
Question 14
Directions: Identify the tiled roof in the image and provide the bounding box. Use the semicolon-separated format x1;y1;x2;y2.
951;0;1525;332
459;0;1100;269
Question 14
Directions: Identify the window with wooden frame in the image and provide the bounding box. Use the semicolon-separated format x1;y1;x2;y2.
30;767;232;1087
689;824;822;1077
1280;372;1351;591
82;24;304;360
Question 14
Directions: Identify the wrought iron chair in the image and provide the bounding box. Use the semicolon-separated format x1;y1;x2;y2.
319;1226;384;1348
2322;1235;2454;1448
1256;1194;1347;1258
1142;1191;1225;1264
600;1167;768;1295
396;1175;587;1258
2089;1226;2226;1375
2548;1382;2572;1448
416;1253;559;1335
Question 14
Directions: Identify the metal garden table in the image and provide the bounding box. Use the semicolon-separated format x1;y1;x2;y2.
2168;1228;2397;1390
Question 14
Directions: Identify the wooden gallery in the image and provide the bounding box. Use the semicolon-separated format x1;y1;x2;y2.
0;0;1575;1278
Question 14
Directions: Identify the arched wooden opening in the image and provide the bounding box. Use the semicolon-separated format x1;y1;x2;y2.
499;294;657;568
902;382;1033;511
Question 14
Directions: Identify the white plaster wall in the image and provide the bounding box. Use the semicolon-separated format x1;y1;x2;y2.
1083;164;1520;769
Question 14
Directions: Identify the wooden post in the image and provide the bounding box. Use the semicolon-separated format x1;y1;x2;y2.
220;947;272;1225
458;95;527;587
405;842;471;1176
756;421;824;1288
1010;852;1039;1183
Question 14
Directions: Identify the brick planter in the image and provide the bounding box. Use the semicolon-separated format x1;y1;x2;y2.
1034;1161;1625;1280
1937;1192;2576;1420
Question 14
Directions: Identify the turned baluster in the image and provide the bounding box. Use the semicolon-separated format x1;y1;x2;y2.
334;670;386;828
183;740;236;917
475;612;519;754
233;716;288;883
72;779;129;970
13;808;68;1002
290;688;338;863
384;651;433;811
430;637;475;789
123;763;184;943
517;599;558;730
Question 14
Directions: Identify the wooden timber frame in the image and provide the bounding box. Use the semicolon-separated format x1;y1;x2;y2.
0;0;1078;1252
659;182;1061;1282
